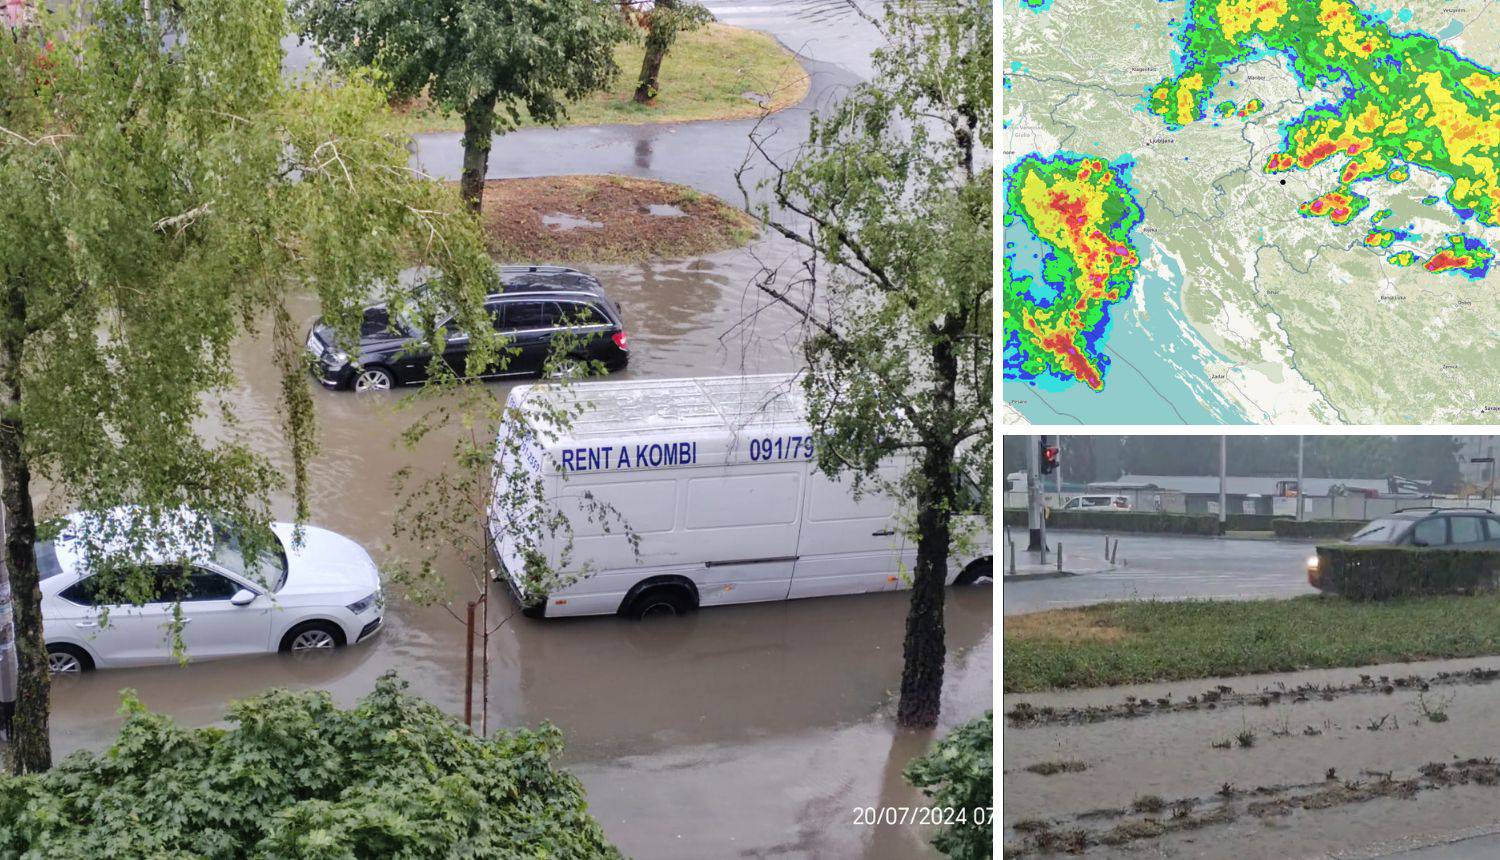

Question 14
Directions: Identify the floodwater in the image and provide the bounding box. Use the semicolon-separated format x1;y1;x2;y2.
1003;656;1500;857
43;237;995;860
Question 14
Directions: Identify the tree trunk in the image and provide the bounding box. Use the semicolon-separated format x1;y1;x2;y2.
459;93;499;216
896;332;960;730
633;0;678;104
0;294;49;773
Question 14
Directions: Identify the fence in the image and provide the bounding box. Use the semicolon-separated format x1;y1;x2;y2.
1004;491;1500;524
1001;489;1188;513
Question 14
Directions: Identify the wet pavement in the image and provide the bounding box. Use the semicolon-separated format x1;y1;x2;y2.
1002;530;1318;615
39;6;995;859
1003;656;1500;858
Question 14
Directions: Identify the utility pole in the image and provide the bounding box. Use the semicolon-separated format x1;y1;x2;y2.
1055;437;1063;497
1296;435;1306;522
1218;435;1228;529
1027;435;1047;552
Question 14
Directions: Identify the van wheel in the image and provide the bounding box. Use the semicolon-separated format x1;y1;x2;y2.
626;587;693;620
955;559;992;586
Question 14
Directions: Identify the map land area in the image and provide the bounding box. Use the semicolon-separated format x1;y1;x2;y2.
1003;0;1500;424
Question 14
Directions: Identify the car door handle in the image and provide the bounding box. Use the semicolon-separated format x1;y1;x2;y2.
74;621;97;629
872;529;896;537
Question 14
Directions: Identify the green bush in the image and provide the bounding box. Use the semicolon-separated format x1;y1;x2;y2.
1316;545;1500;600
1273;518;1366;539
0;674;619;859
904;712;992;860
1225;513;1288;531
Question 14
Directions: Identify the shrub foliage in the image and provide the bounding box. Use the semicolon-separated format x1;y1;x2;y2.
1316;545;1500;600
904;711;993;859
0;674;619;858
1273;519;1366;539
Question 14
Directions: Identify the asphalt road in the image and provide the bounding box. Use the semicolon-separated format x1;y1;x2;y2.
1001;528;1319;614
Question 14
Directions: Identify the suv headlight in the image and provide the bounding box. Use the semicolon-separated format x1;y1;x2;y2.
322;349;350;370
346;592;379;614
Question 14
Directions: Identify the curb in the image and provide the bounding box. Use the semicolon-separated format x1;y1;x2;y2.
1003;570;1081;581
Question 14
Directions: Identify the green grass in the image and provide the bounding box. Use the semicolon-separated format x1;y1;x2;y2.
377;23;808;136
1004;595;1500;692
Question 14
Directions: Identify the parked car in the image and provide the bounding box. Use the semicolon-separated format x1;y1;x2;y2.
1061;494;1132;511
40;509;383;672
306;265;629;392
1306;507;1500;589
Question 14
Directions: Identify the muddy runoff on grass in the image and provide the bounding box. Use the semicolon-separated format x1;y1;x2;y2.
39;235;993;860
1005;757;1500;856
1006;665;1500;728
475;174;758;263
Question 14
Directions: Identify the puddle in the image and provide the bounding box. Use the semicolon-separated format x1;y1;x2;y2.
645;203;687;218
541;212;604;231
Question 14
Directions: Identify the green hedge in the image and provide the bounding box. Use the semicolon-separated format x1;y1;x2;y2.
905;712;992;860
0;674;619;858
1225;514;1289;531
1002;508;1219;535
1314;545;1500;600
1273;518;1367;540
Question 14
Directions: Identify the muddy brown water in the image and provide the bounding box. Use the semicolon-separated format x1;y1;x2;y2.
41;238;994;859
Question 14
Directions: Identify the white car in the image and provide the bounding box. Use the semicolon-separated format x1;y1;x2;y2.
39;510;383;673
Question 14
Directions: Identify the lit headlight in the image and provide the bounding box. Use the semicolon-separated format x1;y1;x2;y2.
1306;554;1320;571
346;592;379;614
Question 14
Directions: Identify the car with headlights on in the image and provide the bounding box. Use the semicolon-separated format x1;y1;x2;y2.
1306;507;1500;590
39;509;383;673
306;265;629;393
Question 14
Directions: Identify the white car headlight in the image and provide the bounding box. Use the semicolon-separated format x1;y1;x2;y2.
1306;554;1320;571
346;592;379;614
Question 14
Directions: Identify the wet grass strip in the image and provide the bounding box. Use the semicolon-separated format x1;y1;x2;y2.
1005;595;1500;693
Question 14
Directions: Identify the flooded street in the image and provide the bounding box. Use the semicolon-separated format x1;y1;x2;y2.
44;239;993;858
30;5;996;857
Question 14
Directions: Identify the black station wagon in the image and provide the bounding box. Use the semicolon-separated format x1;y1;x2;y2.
306;266;629;392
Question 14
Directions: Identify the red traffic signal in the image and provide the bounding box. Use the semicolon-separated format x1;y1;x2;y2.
1040;443;1060;474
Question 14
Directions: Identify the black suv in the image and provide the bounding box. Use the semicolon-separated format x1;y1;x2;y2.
306;266;628;392
1308;507;1500;588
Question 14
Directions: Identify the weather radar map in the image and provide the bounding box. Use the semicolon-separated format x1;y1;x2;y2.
1002;0;1500;424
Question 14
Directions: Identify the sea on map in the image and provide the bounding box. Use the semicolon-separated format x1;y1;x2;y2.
1003;0;1500;425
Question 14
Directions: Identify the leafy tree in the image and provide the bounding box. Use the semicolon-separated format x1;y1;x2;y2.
386;328;634;737
904;711;993;860
738;0;991;728
0;0;496;773
292;0;631;214
624;0;714;104
0;674;620;857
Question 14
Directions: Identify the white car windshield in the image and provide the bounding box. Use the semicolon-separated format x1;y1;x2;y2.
212;525;289;592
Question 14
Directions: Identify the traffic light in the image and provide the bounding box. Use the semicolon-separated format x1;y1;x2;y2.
1040;440;1060;475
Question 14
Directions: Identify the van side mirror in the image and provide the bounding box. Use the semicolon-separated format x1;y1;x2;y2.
230;588;256;607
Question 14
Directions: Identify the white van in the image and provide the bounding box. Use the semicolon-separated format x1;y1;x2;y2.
489;374;992;619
